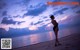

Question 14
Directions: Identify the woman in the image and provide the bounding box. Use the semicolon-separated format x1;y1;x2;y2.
50;15;61;46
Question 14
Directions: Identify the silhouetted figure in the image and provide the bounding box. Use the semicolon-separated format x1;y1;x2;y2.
50;15;61;46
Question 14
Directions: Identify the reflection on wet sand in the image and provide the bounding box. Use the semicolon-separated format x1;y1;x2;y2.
48;31;54;40
30;34;39;44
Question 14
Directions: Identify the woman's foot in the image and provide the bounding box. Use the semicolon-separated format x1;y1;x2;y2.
55;44;58;47
55;43;61;47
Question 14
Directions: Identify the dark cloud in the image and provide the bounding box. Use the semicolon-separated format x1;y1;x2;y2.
29;3;42;9
17;21;25;24
53;8;68;15
1;17;16;24
34;21;43;25
54;11;63;15
0;28;31;37
13;15;22;18
45;19;50;21
76;10;80;13
0;0;6;9
0;28;6;34
2;11;7;16
22;0;30;6
1;17;25;24
43;16;47;19
24;5;47;16
58;8;68;11
71;5;79;9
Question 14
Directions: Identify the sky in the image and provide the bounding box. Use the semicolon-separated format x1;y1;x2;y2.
0;0;80;37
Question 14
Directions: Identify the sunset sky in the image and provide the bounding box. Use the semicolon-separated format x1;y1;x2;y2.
0;0;80;37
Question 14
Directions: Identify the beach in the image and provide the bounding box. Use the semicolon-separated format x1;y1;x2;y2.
13;32;80;50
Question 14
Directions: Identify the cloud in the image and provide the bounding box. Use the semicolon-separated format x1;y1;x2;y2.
0;0;7;9
53;8;68;15
1;17;25;25
0;5;53;32
29;25;38;30
22;0;31;5
2;11;7;16
42;16;48;19
0;28;6;34
1;17;17;24
34;21;43;25
60;16;68;21
0;17;3;24
24;4;47;16
7;4;27;17
0;24;9;31
0;0;28;17
76;10;80;13
0;3;75;32
71;5;79;9
0;15;51;31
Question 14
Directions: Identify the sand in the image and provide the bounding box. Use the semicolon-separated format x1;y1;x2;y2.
13;33;80;50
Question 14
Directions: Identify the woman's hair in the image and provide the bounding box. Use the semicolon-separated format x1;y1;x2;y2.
50;15;55;19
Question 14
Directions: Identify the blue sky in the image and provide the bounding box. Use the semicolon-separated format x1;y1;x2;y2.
0;0;80;37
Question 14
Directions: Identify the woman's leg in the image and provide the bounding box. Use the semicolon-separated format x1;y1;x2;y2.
54;29;61;46
54;30;59;45
55;31;61;45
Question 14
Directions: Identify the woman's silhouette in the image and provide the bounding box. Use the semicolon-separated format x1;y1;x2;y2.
50;15;61;46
